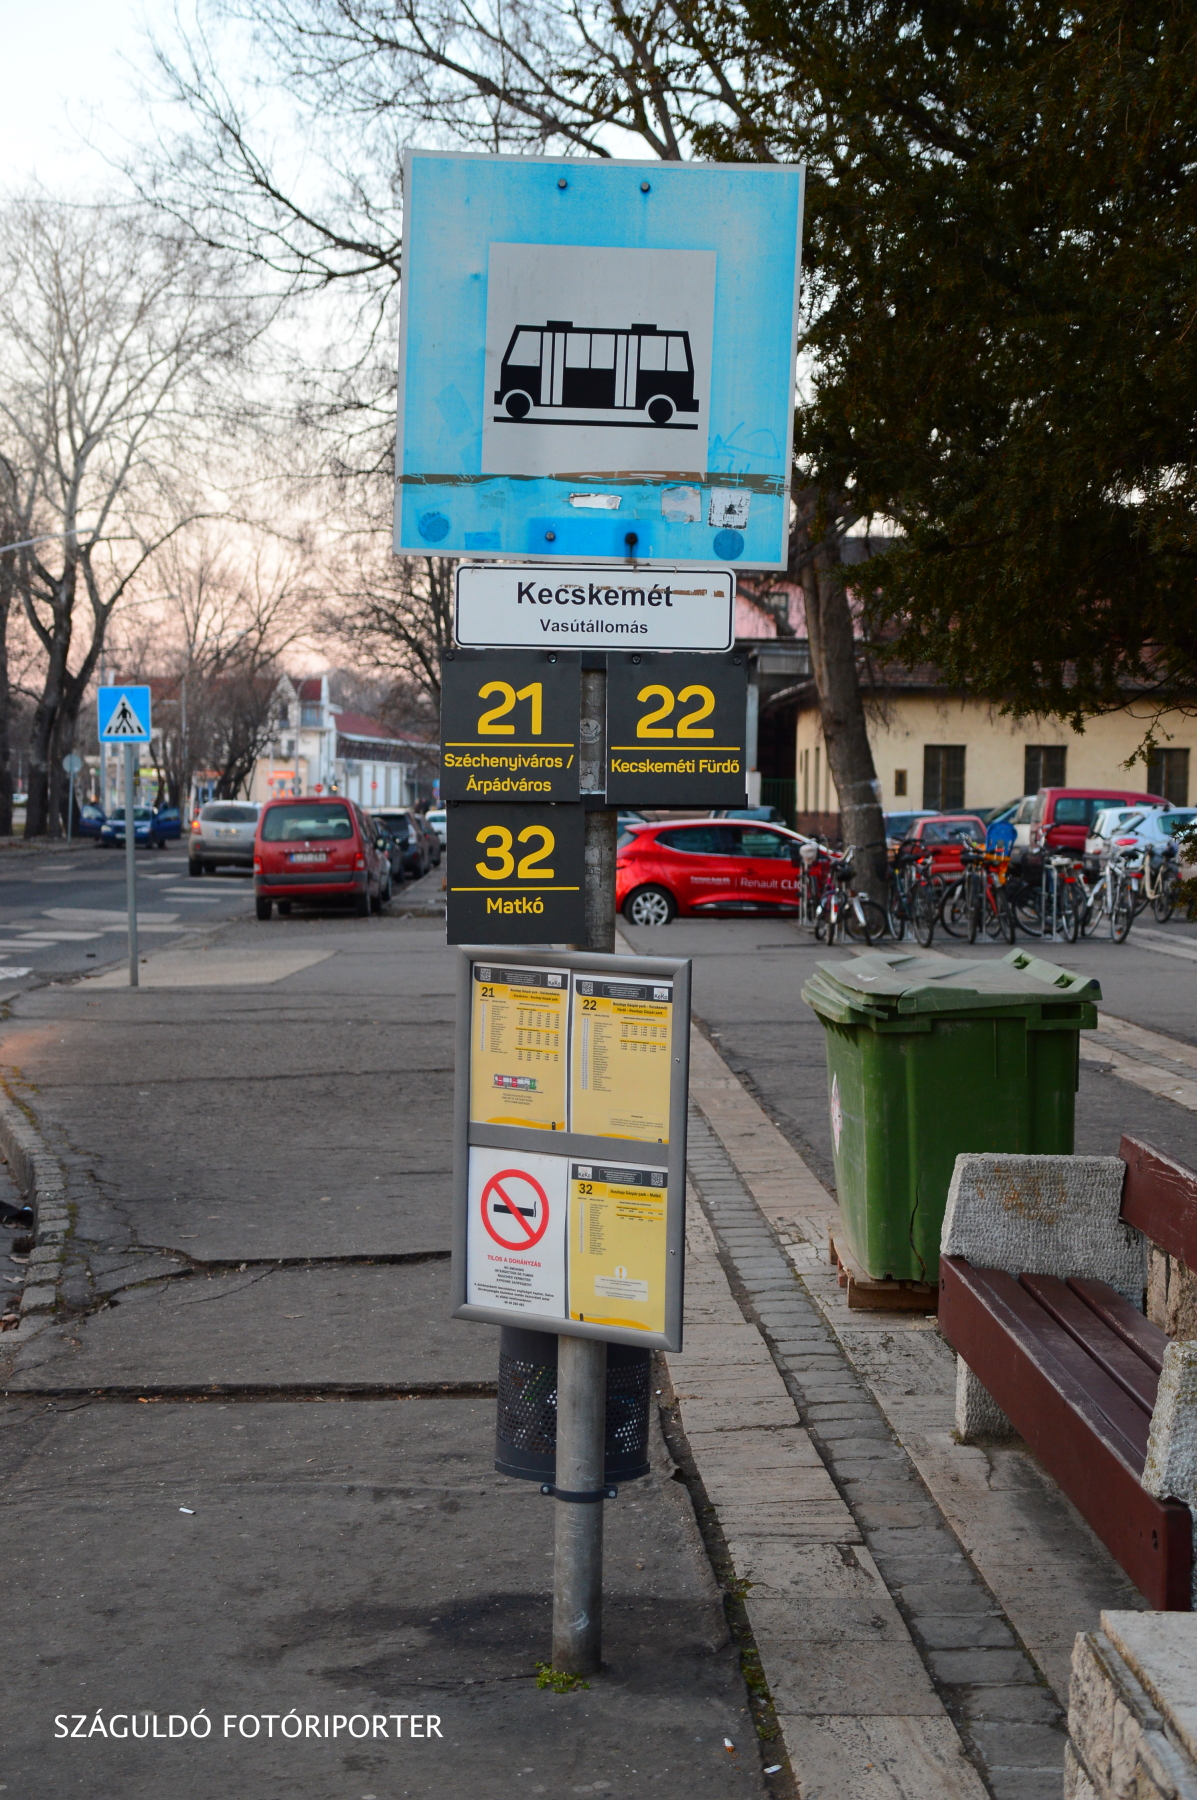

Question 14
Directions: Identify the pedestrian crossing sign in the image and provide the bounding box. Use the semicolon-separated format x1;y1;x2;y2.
98;686;152;743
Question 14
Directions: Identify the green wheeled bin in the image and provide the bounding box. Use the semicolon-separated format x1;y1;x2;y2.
801;948;1100;1285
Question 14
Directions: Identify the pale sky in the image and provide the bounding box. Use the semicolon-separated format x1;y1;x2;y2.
0;0;179;193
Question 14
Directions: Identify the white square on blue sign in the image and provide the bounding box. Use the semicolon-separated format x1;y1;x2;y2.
97;686;152;743
394;153;804;571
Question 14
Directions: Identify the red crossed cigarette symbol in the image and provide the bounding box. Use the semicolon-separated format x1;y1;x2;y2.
480;1169;549;1250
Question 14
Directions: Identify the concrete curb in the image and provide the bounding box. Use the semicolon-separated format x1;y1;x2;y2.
0;1085;69;1327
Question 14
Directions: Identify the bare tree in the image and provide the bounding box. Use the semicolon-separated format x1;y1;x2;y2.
0;197;266;836
325;552;453;705
111;528;315;805
147;1;886;884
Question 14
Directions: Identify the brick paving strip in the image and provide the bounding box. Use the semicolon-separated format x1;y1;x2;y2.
677;1020;1157;1800
1080;1009;1197;1114
668;1189;993;1799
658;1000;1159;1800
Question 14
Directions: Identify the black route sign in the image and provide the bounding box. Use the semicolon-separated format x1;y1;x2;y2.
441;649;580;803
446;802;586;945
605;652;748;807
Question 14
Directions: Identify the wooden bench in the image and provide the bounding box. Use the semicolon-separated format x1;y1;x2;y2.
938;1137;1197;1612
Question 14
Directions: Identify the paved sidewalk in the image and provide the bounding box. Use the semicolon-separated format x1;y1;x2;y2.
611;922;1170;1798
2;904;1178;1799
0;914;762;1799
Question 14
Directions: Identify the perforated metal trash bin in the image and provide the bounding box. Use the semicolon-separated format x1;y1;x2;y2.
801;947;1100;1285
495;1325;651;1485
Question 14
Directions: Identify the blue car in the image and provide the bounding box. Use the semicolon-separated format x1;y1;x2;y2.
99;806;177;850
76;804;107;839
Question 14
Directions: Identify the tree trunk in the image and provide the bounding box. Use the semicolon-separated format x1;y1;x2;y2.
800;522;888;904
25;687;61;839
0;564;14;840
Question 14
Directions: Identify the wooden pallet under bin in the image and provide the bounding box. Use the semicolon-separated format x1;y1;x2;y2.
829;1231;939;1312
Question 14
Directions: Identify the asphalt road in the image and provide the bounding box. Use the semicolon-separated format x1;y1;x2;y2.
0;842;254;991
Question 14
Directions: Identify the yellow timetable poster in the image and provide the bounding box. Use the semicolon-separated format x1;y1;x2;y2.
570;975;673;1141
567;1161;668;1333
469;962;568;1129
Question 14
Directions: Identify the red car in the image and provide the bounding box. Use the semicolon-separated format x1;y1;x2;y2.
1028;786;1167;854
902;813;988;877
253;797;392;920
616;818;809;926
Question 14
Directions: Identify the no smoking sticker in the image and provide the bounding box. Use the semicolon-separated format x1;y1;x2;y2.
466;1145;567;1319
480;1168;550;1251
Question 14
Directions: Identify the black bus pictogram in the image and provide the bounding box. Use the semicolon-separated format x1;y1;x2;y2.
494;320;699;429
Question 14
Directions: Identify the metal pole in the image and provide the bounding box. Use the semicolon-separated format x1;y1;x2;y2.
578;664;616;956
552;658;615;1675
125;742;138;987
66;769;72;845
552;1333;607;1675
99;650;107;813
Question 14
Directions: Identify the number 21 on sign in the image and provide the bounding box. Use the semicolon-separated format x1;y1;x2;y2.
477;681;543;736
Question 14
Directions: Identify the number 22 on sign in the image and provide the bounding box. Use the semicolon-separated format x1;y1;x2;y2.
636;684;715;739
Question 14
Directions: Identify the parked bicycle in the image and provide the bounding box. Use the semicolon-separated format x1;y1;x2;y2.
814;847;888;944
1003;853;1087;942
1080;844;1141;942
940;844;1016;944
886;840;939;946
1135;842;1179;923
797;839;828;927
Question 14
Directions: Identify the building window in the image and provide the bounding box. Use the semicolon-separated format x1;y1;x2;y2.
923;745;966;811
1147;747;1190;806
894;769;907;797
300;702;322;728
1024;746;1067;792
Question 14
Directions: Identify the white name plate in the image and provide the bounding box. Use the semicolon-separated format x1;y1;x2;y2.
454;562;735;651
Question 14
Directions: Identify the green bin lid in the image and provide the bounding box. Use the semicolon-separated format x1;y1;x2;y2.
802;947;1101;1026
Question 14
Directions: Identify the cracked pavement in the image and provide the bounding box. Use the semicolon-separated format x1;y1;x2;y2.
0;911;762;1799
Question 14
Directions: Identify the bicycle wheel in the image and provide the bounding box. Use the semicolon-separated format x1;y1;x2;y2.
982;886;1014;943
1081;885;1107;937
886;878;909;942
1010;881;1044;937
1111;888;1134;942
939;879;969;938
1154;873;1177;924
1060;883;1081;943
996;887;1017;944
912;881;937;947
844;897;887;944
966;877;984;944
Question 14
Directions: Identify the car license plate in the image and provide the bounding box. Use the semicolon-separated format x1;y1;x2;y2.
290;852;327;863
215;827;240;838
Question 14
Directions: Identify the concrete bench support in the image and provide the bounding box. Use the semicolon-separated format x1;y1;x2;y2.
1066;1611;1197;1800
940;1154;1145;1444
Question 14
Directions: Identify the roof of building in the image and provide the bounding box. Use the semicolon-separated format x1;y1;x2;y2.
298;676;324;701
333;709;403;742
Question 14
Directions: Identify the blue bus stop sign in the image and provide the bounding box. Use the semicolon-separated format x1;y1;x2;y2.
394;153;805;571
98;685;152;743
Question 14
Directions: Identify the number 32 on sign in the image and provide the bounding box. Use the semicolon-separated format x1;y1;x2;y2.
446;802;586;944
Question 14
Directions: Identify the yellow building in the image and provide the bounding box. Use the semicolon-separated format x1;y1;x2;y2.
792;685;1192;831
